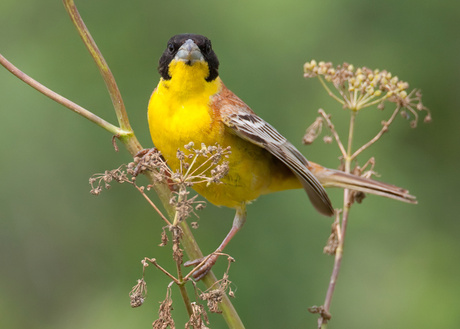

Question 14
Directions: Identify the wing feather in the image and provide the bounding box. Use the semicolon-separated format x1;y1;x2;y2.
214;85;334;216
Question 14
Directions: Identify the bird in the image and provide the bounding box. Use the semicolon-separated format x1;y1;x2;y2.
147;34;415;280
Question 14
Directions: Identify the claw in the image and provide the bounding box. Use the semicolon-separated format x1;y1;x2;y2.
134;148;152;159
184;254;219;281
183;206;246;281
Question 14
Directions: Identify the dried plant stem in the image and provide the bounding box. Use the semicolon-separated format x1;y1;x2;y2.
144;257;194;317
134;184;172;226
346;111;357;166
63;0;132;133
0;54;125;137
318;111;356;329
318;76;345;105
350;105;400;160
175;259;194;317
63;0;243;325
307;59;429;328
180;221;244;328
148;258;181;284
319;193;351;328
178;281;194;317
318;109;347;157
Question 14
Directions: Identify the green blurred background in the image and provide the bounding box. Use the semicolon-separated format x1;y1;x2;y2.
1;0;459;328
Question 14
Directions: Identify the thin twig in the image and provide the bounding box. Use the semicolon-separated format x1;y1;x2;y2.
359;94;390;109
146;258;180;284
318;109;347;158
174;247;194;317
318;108;357;328
318;76;345;105
133;184;172;226
346;111;357;164
350;105;400;160
0;54;126;137
177;279;194;317
318;189;352;329
63;0;132;133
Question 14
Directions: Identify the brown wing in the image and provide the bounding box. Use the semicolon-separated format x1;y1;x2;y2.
213;84;334;217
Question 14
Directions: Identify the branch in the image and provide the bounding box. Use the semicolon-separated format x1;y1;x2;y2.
350;105;401;160
318;109;347;158
0;54;125;137
317;192;351;328
63;0;132;133
318;76;345;105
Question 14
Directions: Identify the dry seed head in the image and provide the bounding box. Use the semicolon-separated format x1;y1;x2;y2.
129;278;147;308
184;141;194;150
303;116;323;145
323;135;333;144
195;203;206;211
304;59;431;123
152;287;175;329
89;165;132;195
185;302;209;329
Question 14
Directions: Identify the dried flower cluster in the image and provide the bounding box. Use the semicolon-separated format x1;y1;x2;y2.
174;142;231;187
131;255;235;329
90;143;234;328
89;166;131;195
168;143;230;225
130;148;168;183
304;60;431;127
303;59;431;328
129;278;147;308
152;286;175;329
171;225;184;264
89;143;230;227
199;271;234;314
185;303;210;329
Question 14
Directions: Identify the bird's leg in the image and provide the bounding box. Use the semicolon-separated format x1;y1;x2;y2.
184;205;247;281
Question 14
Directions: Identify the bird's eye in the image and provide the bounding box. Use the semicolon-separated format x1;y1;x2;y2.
205;42;212;55
167;43;175;54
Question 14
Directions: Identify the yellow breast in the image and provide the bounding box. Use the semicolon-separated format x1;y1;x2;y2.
148;61;300;208
148;61;224;167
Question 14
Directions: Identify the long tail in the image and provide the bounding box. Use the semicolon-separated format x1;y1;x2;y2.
308;162;417;204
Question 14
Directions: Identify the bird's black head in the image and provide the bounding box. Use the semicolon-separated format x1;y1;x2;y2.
158;34;220;82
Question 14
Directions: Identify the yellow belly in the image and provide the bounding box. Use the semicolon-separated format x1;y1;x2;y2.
148;73;300;208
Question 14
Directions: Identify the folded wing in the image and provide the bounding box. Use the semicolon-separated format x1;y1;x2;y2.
215;86;334;216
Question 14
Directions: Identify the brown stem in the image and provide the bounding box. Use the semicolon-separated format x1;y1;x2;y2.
63;0;132;133
318;110;357;328
318;192;352;329
177;281;194;317
318;109;347;158
147;258;180;284
0;54;124;136
317;76;345;105
174;241;194;317
350;105;400;160
133;184;172;226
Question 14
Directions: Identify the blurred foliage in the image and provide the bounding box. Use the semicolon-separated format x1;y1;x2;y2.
1;0;459;328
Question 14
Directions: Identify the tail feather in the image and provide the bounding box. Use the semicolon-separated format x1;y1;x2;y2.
308;162;417;204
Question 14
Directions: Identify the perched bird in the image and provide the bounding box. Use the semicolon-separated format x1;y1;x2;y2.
147;34;415;280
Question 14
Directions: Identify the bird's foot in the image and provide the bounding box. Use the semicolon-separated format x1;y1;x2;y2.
184;253;220;281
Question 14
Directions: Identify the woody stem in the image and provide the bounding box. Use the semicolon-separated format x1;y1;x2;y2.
319;110;356;328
